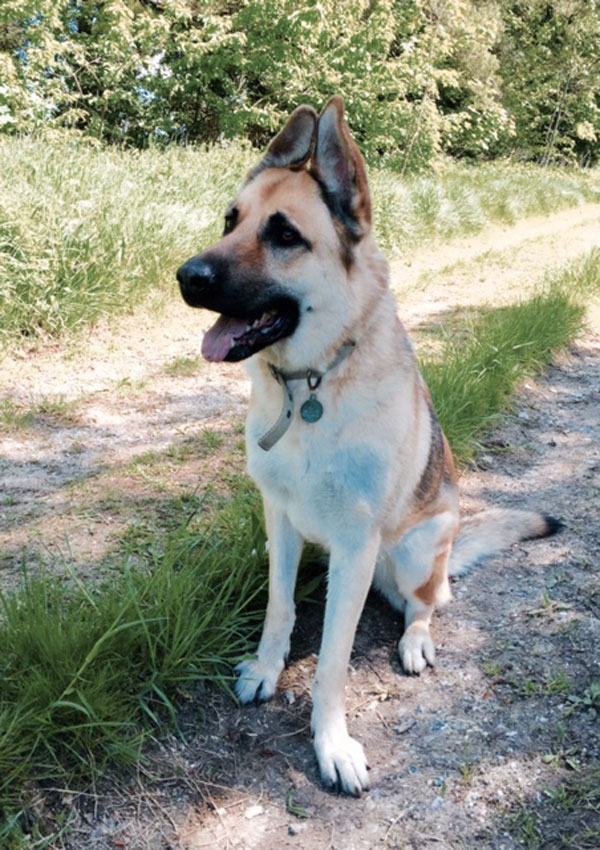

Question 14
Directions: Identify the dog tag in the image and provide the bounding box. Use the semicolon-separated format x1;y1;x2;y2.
300;394;323;423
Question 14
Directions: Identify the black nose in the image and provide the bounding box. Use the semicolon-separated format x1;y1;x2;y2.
176;257;216;292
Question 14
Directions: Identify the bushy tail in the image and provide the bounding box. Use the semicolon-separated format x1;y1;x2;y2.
448;509;564;577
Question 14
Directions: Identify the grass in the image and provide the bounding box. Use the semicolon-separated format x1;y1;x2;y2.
567;680;600;718
371;159;600;255
0;138;257;348
510;767;600;850
421;250;600;462
163;355;205;377
1;135;599;349
0;485;268;837
0;396;80;432
0;400;35;430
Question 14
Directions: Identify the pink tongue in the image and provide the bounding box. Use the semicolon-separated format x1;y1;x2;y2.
202;315;249;362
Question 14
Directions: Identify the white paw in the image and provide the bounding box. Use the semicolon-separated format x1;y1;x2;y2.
399;629;435;674
313;724;370;796
234;657;283;704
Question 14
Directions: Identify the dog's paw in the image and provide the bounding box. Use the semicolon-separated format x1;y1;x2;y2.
398;629;435;675
234;658;282;704
313;727;370;797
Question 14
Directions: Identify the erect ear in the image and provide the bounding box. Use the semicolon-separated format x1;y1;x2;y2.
248;106;317;181
311;96;371;238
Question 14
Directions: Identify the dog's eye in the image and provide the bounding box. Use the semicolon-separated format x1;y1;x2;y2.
280;227;300;245
263;212;312;251
223;209;238;235
272;224;302;248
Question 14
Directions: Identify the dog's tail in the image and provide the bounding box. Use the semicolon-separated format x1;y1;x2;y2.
448;509;564;577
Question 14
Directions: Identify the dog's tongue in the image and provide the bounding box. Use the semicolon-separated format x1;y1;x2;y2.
202;315;248;362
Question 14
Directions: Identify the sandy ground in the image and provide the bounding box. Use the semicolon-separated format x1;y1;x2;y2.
1;202;600;848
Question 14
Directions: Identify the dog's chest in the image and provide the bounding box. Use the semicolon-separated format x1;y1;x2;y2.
247;421;385;548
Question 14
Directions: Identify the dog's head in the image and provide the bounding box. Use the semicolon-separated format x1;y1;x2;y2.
177;96;385;367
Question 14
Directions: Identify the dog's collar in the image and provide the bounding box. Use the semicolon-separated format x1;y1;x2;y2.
258;341;356;451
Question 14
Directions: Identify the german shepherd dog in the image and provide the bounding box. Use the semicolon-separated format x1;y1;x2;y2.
177;97;561;796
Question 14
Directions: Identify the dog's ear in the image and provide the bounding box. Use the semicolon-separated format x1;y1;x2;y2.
311;96;371;238
249;106;317;180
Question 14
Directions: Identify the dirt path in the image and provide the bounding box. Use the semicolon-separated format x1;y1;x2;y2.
1;203;600;848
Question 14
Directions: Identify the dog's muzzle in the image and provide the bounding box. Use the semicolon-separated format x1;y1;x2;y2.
176;253;300;362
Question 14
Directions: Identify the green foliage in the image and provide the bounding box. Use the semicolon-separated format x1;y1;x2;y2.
0;0;555;170
371;159;600;255
499;0;600;166
0;137;255;346
2;1;599;168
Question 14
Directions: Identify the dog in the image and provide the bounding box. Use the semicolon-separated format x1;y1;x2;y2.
176;96;562;796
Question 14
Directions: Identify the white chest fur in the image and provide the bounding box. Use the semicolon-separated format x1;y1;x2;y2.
246;392;387;550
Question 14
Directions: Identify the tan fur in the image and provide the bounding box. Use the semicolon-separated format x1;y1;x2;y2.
177;96;561;797
415;542;453;605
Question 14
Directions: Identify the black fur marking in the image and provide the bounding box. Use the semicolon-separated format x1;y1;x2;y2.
522;514;565;541
223;207;238;235
542;515;566;537
307;170;357;269
308;169;361;239
415;404;444;505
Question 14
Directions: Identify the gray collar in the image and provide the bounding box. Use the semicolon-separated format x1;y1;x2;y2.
258;341;356;451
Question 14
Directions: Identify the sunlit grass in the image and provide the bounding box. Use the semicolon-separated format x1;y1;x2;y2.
0;138;256;348
0;483;268;833
371;160;600;255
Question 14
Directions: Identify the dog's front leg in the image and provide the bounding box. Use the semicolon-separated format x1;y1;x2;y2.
311;534;380;796
235;499;303;704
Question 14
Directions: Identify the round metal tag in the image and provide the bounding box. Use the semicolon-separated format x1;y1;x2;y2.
300;394;323;423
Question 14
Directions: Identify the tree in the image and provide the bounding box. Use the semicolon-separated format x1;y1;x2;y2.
499;0;600;165
2;0;596;169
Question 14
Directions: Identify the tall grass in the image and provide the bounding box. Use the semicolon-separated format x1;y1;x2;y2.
0;138;256;346
0;486;267;828
371;160;600;254
1;136;599;348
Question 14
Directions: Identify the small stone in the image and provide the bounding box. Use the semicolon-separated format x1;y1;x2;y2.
288;823;307;836
430;797;444;811
245;805;264;819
